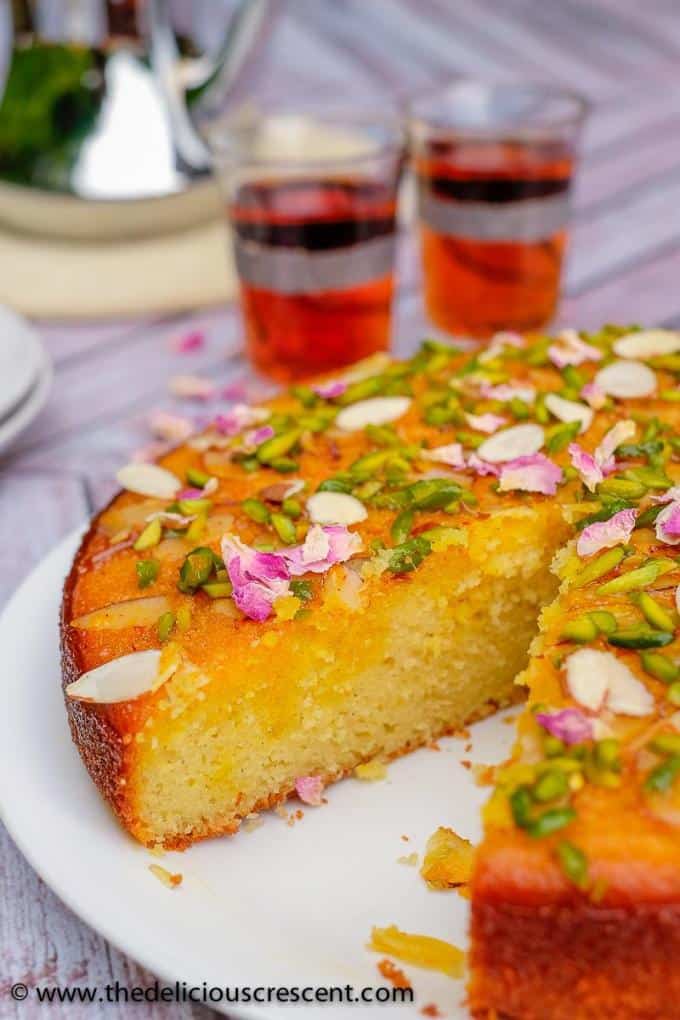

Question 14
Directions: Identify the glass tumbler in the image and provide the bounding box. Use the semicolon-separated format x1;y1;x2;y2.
211;110;405;381
409;81;588;339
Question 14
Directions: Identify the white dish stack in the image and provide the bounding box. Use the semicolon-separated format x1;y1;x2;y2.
0;305;52;455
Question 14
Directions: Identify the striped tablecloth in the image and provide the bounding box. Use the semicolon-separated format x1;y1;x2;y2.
2;1;680;1016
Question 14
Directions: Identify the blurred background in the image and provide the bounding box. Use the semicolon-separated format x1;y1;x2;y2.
1;2;680;1012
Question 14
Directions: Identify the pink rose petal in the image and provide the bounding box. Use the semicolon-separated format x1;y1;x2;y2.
653;486;680;505
465;412;508;434
314;380;347;399
176;487;205;500
221;534;291;622
498;453;563;495
170;329;205;354
655;502;680;546
577;508;638;558
466;453;500;477
535;708;593;745
283;525;362;576
213;404;269;437
568;444;604;493
244;425;275;448
221;380;249;401
548;329;603;368
295;775;325;806
594;420;636;469
580;381;606;410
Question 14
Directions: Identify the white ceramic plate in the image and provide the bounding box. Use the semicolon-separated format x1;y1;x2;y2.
0;354;53;456
0;305;45;420
0;530;514;1019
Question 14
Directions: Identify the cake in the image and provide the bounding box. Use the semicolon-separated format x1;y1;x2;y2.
61;325;679;1014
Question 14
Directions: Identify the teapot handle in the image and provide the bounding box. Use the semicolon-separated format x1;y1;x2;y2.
148;0;273;173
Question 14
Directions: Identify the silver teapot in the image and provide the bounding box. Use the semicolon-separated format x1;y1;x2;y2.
0;0;274;234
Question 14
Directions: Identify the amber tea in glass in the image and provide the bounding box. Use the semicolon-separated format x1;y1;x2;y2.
409;82;587;339
212;112;404;381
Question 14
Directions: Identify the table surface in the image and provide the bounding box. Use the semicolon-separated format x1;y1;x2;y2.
3;0;680;1016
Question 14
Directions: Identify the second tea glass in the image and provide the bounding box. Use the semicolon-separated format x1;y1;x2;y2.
409;81;588;340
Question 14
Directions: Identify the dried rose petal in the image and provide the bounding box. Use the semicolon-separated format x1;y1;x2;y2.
464;412;507;434
568;444;603;492
655;502;680;546
478;382;536;403
548;329;602;368
580;381;606;409
283;525;362;576
577;508;638;558
535;708;593;745
295;775;324;806
594;419;636;469
314;379;347;399
171;329;205;354
148;410;194;443
498;454;563;495
465;453;500;477
213;404;269;437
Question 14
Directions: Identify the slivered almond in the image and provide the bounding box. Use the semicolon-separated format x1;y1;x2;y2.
594;360;657;399
71;596;172;631
116;463;181;499
66;648;179;703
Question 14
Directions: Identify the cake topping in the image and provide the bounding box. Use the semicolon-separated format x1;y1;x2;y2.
476;423;545;463
613;328;680;360
577;508;638;558
295;775;325;806
565;648;655;717
421;443;465;468
498;454;563;495
544;393;594;434
116;463;182;500
313;379;347;399
594;360;657;398
548;329;602;368
65;648;178;703
334;396;411;432
655;500;680;546
464;412;507;434
580;380;606;409
306;491;367;526
535;708;593;745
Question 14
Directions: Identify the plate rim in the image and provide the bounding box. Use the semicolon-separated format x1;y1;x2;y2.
0;526;273;1020
0;352;53;455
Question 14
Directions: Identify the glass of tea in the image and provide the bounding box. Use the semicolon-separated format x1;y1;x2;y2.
408;81;588;339
210;109;405;381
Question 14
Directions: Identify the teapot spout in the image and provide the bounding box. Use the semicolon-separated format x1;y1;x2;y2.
148;0;274;173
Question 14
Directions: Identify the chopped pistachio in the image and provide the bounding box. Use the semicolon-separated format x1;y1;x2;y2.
271;512;297;545
608;625;673;650
387;536;431;574
597;558;674;596
185;515;206;543
645;754;680;794
644;648;680;681
391;509;414;545
201;581;233;598
594;738;621;770
186;466;210;488
597;477;647;500
178;546;216;593
257;430;301;465
556;840;588;887
242;498;271;524
667;682;680;706
177;498;212;517
157;611;175;643
268;456;299;473
136;558;160;589
623;465;671;490
588;610;618;635
134;518;162;552
281;497;302;518
649;733;680;756
572;546;626;588
290;579;313;601
527;806;576;839
634;591;675;632
318;476;354;494
561;615;598;643
532;769;568;803
176;605;192;632
546;421;581;454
